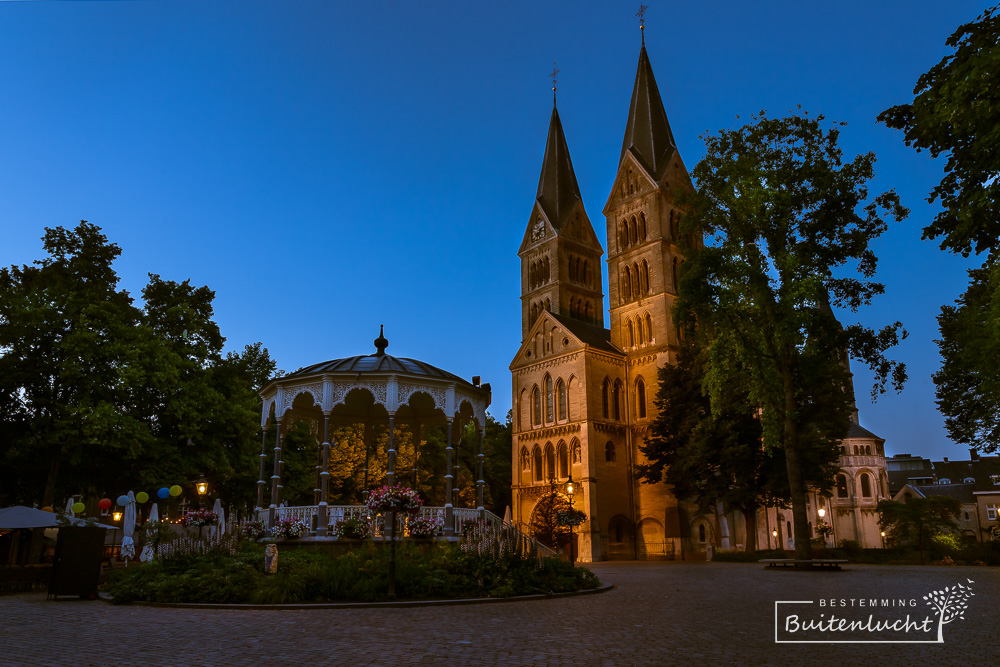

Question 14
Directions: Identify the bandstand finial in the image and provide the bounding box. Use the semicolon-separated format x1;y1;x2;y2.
374;324;389;356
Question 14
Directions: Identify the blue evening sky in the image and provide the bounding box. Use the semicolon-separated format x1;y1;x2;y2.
0;1;987;461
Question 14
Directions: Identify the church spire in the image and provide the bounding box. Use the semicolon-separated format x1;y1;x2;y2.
619;41;677;182
535;101;583;232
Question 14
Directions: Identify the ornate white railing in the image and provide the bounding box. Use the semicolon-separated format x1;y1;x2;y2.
255;505;555;557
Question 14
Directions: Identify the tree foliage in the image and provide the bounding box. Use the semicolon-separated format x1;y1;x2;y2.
638;341;797;553
676;112;908;559
0;221;275;509
877;4;1000;258
877;496;960;564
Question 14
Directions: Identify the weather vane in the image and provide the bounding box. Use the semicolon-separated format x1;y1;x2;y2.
636;4;649;44
549;61;560;103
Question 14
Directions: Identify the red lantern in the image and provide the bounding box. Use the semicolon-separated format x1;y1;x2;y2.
98;498;112;510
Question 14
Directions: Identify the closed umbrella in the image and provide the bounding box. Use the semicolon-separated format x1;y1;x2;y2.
140;503;159;562
121;491;136;564
65;498;75;518
212;499;225;537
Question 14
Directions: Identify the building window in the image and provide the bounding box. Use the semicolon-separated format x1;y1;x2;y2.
632;262;640;297
544;443;555;481
636;378;646;419
623;266;632;301
602;379;610;419
629;217;637;245
641;260;649;295
557;379;567;421
965;512;970;521
671;258;679;292
605;442;616;463
836;474;849;498
860;474;872;498
786;521;792;537
545;376;554;424
533;446;543;482
613;380;623;421
639;212;647;240
987;504;997;521
644;313;652;343
558;442;568;478
627;319;635;348
532;387;541;427
698;524;706;542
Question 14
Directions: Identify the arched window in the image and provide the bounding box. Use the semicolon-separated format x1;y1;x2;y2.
544;376;554;423
632;262;640;297
583;260;591;286
558;442;568;478
861;474;873;498
644;313;653;343
623;266;632;301
636;317;645;345
569;256;577;281
613;380;623;421
629;217;638;245
636;378;646;419
571;438;581;463
627;319;635;348
641;260;649;294
602;378;610;419
836;474;849;498
865;445;871;455
605;441;616;463
532;387;541;426
639;212;647;240
585;301;593;322
532;446;543;482
671;258;679;292
557;379;567;421
786;520;792;536
698;524;706;542
669;210;678;239
544;443;555;481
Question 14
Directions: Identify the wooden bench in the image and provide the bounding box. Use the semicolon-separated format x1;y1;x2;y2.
760;558;847;570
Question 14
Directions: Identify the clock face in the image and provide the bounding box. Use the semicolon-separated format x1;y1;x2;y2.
532;220;546;241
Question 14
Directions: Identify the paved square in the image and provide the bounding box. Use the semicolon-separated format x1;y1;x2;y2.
1;562;995;665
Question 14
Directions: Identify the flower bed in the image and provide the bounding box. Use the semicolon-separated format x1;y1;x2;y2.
406;516;443;539
269;517;309;539
333;517;372;540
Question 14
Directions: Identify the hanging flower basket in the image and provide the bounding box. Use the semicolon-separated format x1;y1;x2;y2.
241;520;267;540
555;509;586;528
180;509;219;528
365;485;423;515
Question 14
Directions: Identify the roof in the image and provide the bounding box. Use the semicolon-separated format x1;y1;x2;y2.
911;484;977;504
535;104;583;232
281;354;478;390
549;312;622;355
619;44;677;181
846;422;883;441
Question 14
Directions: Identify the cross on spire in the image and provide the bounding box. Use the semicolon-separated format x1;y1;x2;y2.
549;61;561;104
636;4;649;45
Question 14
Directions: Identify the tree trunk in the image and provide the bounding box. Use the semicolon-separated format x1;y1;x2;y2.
31;444;63;564
781;357;812;562
742;503;758;553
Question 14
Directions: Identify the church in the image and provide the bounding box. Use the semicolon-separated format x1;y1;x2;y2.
509;32;891;561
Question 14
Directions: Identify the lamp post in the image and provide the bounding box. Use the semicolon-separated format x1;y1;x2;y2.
880;530;886;549
817;507;828;547
196;478;209;509
772;529;778;550
565;475;575;566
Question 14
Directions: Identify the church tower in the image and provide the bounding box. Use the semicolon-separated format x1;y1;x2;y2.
518;99;605;340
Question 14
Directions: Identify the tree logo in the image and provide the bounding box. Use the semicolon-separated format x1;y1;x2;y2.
924;579;974;643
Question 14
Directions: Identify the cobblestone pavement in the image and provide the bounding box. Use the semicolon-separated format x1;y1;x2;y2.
1;562;996;666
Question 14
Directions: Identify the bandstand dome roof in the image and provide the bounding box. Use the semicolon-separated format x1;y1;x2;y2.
259;326;490;427
282;353;476;389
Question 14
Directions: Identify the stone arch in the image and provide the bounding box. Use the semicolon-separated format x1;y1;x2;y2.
570;437;582;464
637;517;664;549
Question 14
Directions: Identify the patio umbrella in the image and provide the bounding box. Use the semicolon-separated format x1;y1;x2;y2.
212;498;225;537
502;506;512;525
140;503;159;562
120;491;136;564
0;506;114;530
64;498;75;518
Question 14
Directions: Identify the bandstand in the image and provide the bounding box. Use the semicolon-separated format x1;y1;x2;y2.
255;327;493;537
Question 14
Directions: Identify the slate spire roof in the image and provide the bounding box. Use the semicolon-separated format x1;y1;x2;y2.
619;43;677;181
535;101;583;232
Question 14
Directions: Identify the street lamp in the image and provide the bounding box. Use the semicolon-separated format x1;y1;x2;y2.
565;474;575;566
196;479;208;496
112;511;123;522
817;507;826;519
881;530;886;549
772;529;778;549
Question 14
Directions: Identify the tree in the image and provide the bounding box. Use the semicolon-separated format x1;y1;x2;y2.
877;496;960;565
638;341;801;553
0;222;147;509
933;264;1000;452
528;490;573;549
877;4;1000;258
676;112;908;560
